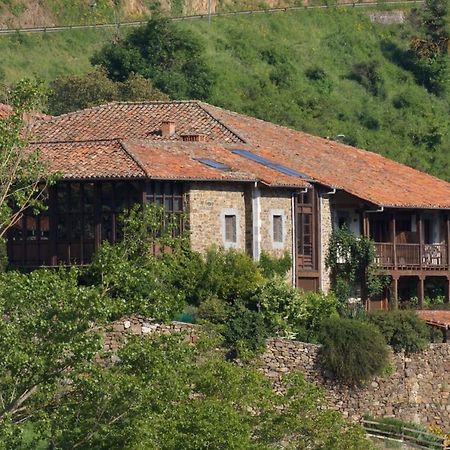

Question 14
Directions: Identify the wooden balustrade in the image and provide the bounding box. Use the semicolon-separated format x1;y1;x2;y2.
374;242;448;270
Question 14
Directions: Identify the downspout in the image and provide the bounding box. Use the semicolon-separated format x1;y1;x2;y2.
252;182;261;262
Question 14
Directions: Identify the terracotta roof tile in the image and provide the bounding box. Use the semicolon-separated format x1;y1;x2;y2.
417;310;450;330
28;100;450;209
31;140;145;179
123;140;310;187
201;103;450;209
30;101;243;144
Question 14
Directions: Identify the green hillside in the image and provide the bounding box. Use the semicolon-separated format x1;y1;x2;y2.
0;7;449;180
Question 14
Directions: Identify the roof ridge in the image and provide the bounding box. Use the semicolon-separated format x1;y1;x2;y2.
30;138;121;145
119;140;148;177
195;101;246;144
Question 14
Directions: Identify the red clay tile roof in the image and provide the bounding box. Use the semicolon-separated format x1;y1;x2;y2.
417;310;450;330
31;140;145;179
123;140;310;187
30;101;243;144
201;103;450;209
29;100;450;209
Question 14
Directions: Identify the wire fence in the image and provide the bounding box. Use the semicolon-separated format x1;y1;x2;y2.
0;0;424;35
362;419;449;450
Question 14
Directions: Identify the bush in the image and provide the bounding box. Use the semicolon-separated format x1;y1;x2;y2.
258;251;292;279
223;303;267;356
194;247;264;305
367;310;430;353
348;60;385;97
197;296;230;324
253;276;338;342
320;317;389;385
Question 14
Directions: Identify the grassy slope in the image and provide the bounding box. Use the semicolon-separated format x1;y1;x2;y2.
0;7;448;180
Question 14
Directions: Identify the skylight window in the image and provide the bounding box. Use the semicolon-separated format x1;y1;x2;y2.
231;149;312;180
195;158;231;171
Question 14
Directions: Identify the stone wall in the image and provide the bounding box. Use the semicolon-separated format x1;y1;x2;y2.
319;195;332;293
262;338;450;429
259;188;293;259
188;182;248;253
99;318;450;429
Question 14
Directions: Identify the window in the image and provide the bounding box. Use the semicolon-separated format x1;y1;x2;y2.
225;215;237;243
273;215;283;243
221;209;239;248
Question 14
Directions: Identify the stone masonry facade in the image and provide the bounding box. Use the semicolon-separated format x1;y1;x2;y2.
262;338;450;430
102;317;450;430
319;195;332;293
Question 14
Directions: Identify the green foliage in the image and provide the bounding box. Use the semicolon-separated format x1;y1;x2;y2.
86;204;187;320
409;0;449;95
367;310;431;353
92;17;215;100
258;250;292;278
48;69;168;115
0;79;58;241
0;267;106;442
348;60;385;97
197;296;230;324
252;276;338;342
320;317;390;385
223;303;267;356
17;334;371;449
193;246;264;306
326;226;390;304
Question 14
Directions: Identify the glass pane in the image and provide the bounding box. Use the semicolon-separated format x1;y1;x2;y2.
101;214;113;242
273;215;283;242
173;197;183;212
102;183;114;213
57;183;70;214
71;183;82;213
83;183;95;214
129;182;141;207
84;214;95;240
71;215;82;240
25;216;38;240
225;215;237;243
115;182;128;212
57;216;68;240
40;216;50;240
164;198;173;212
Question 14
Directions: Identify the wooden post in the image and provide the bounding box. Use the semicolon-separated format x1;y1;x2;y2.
392;214;397;269
445;276;450;304
418;212;423;269
391;276;399;310
446;214;450;269
418;275;425;309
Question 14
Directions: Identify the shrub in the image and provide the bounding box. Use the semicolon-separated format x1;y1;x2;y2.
223;303;267;356
319;317;389;385
194;247;264;305
348;60;385;97
367;310;430;353
258;251;292;279
197;296;230;324
253;276;338;341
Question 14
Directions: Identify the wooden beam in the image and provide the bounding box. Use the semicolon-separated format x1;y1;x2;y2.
447;214;450;269
418;275;425;309
418;212;423;270
391;276;399;310
445;276;450;304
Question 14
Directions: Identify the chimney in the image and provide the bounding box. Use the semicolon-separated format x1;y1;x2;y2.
181;133;207;142
161;120;176;137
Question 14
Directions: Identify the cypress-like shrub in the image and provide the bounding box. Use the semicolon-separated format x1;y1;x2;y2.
367;310;431;353
319;317;389;385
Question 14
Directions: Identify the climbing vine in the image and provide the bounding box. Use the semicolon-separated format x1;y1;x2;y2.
325;226;390;305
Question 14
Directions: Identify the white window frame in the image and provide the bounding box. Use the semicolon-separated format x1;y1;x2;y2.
221;208;240;249
269;209;286;250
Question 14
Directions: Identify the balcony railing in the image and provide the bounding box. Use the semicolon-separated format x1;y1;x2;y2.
374;242;448;270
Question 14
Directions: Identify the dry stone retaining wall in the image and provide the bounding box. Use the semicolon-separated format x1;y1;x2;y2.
101;317;450;429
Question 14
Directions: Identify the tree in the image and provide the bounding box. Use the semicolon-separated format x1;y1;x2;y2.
48;69;169;115
91;17;215;100
0;79;55;242
409;0;449;94
0;268;107;443
21;334;372;449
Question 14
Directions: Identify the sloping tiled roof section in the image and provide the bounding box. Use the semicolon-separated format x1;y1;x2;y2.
30;101;244;143
123;140;310;187
0;103;13;119
201;103;450;209
31;140;146;179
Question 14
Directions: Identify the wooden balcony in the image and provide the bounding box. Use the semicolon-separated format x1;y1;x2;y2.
374;242;449;271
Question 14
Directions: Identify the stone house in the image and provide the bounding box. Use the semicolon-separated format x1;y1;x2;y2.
6;101;450;308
